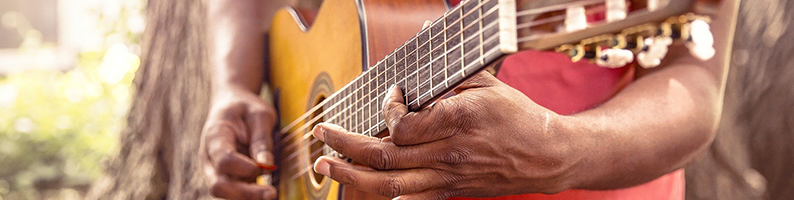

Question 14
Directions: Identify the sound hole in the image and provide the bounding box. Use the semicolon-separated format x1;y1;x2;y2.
309;96;326;185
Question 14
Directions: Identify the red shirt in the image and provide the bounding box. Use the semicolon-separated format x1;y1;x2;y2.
445;1;685;199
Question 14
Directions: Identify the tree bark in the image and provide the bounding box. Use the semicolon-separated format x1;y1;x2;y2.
685;0;794;200
85;0;213;199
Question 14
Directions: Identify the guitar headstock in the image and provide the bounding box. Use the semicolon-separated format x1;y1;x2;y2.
494;0;714;68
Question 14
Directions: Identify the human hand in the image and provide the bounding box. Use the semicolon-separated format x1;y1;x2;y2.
311;72;588;199
201;85;278;200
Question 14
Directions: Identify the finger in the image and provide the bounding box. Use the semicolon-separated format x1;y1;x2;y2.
209;175;278;200
452;71;502;94
395;189;457;200
313;123;466;170
381;86;457;146
245;104;277;168
206;123;265;179
314;156;449;198
422;20;432;29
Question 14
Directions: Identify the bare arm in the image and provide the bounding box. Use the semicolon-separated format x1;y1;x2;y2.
569;0;740;189
208;0;266;93
202;0;278;199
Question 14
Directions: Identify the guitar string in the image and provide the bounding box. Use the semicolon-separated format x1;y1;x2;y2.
274;0;618;181
273;0;484;142
276;0;605;162
516;0;604;17
516;5;607;29
276;17;501;156
273;0;593;143
287;1;656;171
278;30;502;176
285;44;504;183
280;33;503;179
274;1;495;147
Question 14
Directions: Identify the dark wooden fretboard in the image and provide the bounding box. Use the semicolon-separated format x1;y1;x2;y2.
316;0;506;136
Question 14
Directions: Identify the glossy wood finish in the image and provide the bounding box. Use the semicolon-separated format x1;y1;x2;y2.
269;0;445;199
270;0;360;198
360;0;449;67
343;2;447;199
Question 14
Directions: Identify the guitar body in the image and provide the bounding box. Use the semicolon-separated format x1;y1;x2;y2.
269;0;446;199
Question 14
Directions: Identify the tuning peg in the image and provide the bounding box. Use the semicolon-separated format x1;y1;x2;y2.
565;6;587;32
637;36;673;68
685;19;715;60
606;0;627;22
556;44;586;62
597;48;635;68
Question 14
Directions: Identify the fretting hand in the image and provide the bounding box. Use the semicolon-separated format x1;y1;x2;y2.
311;72;590;199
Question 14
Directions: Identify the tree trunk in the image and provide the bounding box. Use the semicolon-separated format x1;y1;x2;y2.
85;0;213;199
685;0;794;200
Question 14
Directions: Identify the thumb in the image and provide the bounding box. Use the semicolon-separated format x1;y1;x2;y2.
452;71;502;94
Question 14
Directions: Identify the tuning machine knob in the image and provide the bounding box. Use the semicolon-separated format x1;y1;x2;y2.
685;19;715;61
597;48;635;68
637;36;673;68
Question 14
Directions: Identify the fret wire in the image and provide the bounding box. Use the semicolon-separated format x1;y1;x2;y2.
479;0;485;65
276;0;497;144
281;0;629;181
278;31;502;155
277;0;524;138
285;44;496;167
281;40;503;169
280;49;504;179
277;8;500;146
366;18;496;122
406;5;497;95
411;34;502;106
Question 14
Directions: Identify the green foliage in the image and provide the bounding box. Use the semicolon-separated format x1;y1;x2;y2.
0;1;144;199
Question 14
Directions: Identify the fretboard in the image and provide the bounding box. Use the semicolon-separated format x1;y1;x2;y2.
314;0;510;136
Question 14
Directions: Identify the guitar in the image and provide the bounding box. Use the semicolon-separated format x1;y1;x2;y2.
267;0;710;199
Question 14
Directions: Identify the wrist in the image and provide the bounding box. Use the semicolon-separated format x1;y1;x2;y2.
554;114;603;191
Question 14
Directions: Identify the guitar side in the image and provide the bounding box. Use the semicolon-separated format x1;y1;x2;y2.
269;0;445;199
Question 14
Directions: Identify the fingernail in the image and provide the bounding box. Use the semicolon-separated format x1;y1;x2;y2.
313;157;330;177
383;85;395;108
256;152;272;165
312;124;326;141
255;152;277;171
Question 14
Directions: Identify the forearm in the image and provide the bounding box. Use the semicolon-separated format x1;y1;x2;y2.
567;64;721;190
564;0;739;190
208;0;265;94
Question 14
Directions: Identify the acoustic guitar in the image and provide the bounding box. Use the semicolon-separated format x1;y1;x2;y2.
267;0;711;199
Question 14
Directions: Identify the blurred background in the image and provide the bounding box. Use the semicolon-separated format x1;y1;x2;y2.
0;0;791;200
0;0;143;199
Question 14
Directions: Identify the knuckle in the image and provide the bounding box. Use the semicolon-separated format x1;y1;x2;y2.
378;177;406;197
364;145;393;170
390;119;411;144
328;132;346;150
215;152;234;169
334;169;359;187
439;148;469;165
209;180;225;198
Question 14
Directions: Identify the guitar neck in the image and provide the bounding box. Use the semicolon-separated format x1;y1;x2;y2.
316;0;516;136
307;0;695;136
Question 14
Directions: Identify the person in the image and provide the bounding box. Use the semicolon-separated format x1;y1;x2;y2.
200;0;740;199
